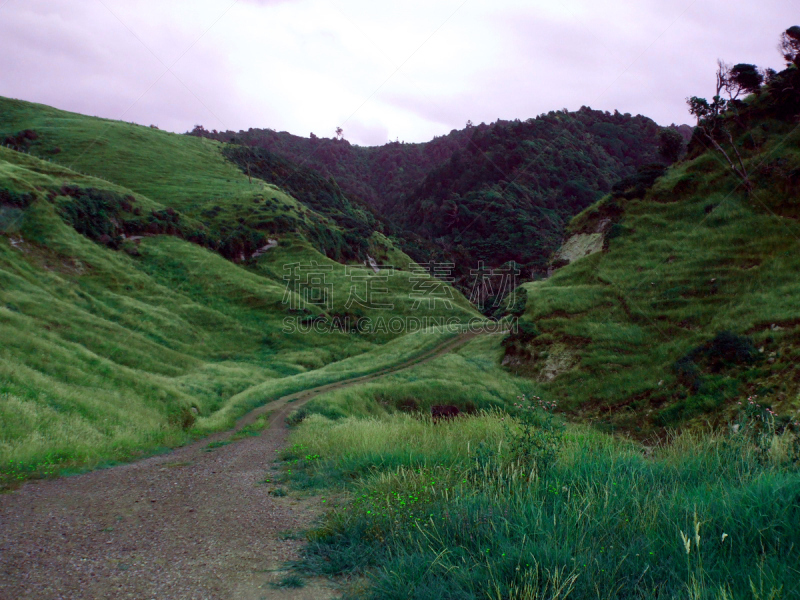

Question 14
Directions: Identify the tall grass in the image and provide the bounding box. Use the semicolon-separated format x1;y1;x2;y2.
295;335;533;421
285;410;800;599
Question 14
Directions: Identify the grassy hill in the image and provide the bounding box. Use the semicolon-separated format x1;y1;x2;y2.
0;98;479;487
504;64;800;436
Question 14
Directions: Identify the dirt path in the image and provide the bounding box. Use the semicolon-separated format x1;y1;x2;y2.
0;330;489;600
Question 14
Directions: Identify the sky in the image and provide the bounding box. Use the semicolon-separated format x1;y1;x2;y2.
0;0;796;146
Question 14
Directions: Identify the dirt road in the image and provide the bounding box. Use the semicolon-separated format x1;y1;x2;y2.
0;330;487;600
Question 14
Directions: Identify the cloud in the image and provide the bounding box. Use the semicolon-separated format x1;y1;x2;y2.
343;118;390;146
0;0;796;145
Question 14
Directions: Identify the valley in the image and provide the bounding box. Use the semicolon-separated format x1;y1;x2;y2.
2;24;800;599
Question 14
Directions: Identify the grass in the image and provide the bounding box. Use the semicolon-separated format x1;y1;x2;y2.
292;334;533;423
509;115;800;433
282;398;800;599
271;574;305;589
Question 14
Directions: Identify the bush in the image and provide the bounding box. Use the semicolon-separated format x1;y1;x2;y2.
3;129;39;151
703;331;758;369
168;406;196;430
611;163;667;200
502;319;540;348
58;187;131;248
669;332;760;421
286;408;309;427
0;187;34;208
395;397;420;413
503;395;564;475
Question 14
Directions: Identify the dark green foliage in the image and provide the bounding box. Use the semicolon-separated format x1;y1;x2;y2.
674;331;759;376
393;108;663;281
0;187;34;209
673;354;703;391
666;333;760;423
763;63;800;120
195;109;666;286
2;129;38;152
699;331;759;371
504;285;528;317
223;146;375;261
610;163;666;200
58;186;132;248
780;26;800;66
54;182;277;262
503;397;564;474
192;125;473;213
287;408;310;427
658;128;685;163
729;63;764;95
502;320;540;350
605;222;629;240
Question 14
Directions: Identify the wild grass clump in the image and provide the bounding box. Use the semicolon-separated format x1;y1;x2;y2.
284;402;800;599
296;335;532;422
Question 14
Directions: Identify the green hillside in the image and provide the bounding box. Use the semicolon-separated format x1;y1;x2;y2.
506;61;800;435
0;99;478;487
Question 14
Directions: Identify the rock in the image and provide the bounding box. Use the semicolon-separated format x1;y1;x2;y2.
553;233;604;266
538;344;578;382
366;255;380;273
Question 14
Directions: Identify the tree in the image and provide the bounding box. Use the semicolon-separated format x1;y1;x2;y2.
686;60;752;193
728;64;764;96
335;127;343;140
658;128;684;163
779;26;800;67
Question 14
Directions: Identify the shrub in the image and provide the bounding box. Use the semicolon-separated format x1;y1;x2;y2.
710;331;757;363
0;187;34;208
3;129;39;151
502;320;540;350
504;395;564;475
168;406;196;430
395;397;420;413
611;163;667;200
58;187;131;248
286;408;309;427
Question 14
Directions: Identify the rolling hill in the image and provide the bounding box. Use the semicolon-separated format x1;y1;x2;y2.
504;59;800;436
0;97;478;486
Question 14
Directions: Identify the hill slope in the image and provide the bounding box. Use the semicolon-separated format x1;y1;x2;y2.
505;63;800;435
0;98;478;486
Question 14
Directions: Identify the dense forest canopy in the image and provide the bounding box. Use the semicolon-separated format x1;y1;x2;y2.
193;108;681;291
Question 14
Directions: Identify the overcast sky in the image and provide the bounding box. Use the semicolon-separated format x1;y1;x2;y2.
0;0;795;146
